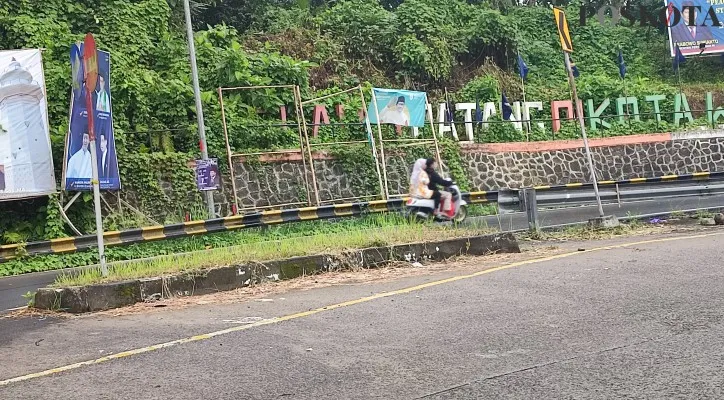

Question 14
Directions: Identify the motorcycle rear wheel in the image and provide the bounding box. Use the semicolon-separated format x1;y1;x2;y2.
452;205;468;224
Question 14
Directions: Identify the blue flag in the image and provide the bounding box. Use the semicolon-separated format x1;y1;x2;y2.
673;45;686;71
569;57;580;78
475;97;482;123
618;49;626;79
517;54;529;80
501;93;513;121
444;92;454;126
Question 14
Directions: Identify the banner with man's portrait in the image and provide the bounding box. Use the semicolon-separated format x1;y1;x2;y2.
195;158;220;191
367;88;428;128
0;49;57;201
62;44;121;191
666;0;724;56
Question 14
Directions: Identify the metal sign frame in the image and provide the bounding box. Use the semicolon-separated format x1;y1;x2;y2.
218;85;312;214
298;85;387;205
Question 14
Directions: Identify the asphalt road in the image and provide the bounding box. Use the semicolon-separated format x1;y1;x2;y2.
1;231;723;398
1;194;723;313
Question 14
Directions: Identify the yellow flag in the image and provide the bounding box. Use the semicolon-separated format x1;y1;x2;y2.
553;7;573;53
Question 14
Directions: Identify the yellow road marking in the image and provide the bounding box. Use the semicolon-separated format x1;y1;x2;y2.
2;230;723;387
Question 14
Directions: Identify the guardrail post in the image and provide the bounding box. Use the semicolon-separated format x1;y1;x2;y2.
520;187;540;233
497;188;521;215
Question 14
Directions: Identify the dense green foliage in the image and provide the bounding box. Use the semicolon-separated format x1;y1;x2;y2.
0;0;722;247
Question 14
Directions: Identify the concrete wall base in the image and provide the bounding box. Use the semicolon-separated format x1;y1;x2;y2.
34;233;520;313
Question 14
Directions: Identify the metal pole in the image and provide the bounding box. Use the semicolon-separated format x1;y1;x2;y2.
521;187;539;232
297;86;321;205
676;65;684;127
217;87;240;215
90;143;107;275
358;86;386;200
184;0;215;219
292;86;314;206
426;97;444;178
565;51;604;218
370;89;390;198
623;75;631;132
521;75;529;141
84;85;107;276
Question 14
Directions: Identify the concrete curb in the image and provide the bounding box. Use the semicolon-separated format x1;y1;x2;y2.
33;233;520;313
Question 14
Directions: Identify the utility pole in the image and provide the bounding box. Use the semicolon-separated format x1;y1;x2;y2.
184;0;215;219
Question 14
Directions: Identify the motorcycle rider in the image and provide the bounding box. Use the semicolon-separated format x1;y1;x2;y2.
424;158;454;218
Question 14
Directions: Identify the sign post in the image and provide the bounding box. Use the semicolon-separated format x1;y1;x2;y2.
83;33;108;276
553;7;606;220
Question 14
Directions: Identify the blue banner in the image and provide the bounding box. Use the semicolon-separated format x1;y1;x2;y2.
666;0;724;57
63;44;121;191
367;88;427;128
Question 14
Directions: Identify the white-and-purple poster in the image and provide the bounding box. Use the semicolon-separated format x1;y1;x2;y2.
195;159;220;191
62;43;120;191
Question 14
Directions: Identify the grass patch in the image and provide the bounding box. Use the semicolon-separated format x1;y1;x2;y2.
468;204;498;217
695;209;714;219
519;218;666;242
669;210;686;219
53;221;494;287
1;213;458;277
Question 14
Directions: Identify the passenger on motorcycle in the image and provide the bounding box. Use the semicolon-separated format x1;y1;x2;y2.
409;158;454;218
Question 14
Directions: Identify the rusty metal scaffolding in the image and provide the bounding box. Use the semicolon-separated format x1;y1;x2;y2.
218;85;313;214
218;85;446;212
369;90;443;198
298;85;386;205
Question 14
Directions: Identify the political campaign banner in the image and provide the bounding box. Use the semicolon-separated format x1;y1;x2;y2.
666;0;724;57
367;88;427;128
63;44;121;191
195;158;220;191
0;49;57;201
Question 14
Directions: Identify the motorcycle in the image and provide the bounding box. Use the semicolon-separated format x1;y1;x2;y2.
405;183;468;223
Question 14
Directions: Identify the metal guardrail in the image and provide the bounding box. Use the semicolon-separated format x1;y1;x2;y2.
0;170;721;262
536;182;724;208
0;191;496;262
498;171;724;214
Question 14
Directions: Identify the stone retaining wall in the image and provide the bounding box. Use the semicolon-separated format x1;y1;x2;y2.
463;130;724;190
212;130;724;211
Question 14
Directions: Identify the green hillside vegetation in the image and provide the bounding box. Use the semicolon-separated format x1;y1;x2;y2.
0;0;721;244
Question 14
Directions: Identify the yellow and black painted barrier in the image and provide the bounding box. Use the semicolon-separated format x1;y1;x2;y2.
0;191;494;262
0;170;718;263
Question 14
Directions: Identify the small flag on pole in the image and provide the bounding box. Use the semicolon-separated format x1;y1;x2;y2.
475;97;482;123
568;57;580;78
618;49;626;79
673;45;686;71
501;93;514;121
517;54;529;80
444;90;454;126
